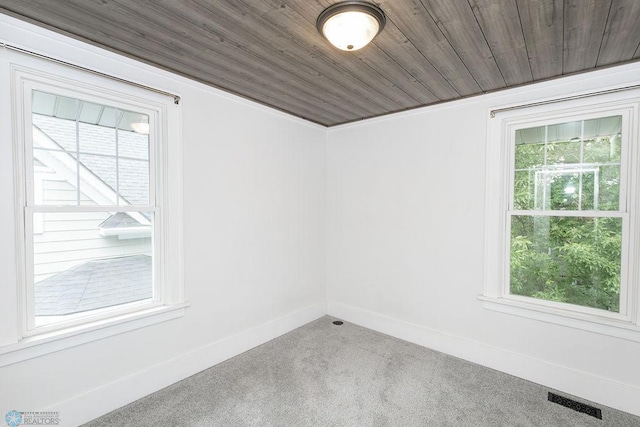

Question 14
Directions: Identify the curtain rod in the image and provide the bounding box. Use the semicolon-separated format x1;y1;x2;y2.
489;84;640;118
1;42;181;105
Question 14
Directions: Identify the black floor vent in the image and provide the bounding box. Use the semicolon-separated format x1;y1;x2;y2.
332;320;343;325
548;392;602;420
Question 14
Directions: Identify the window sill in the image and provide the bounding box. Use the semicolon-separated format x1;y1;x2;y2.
478;295;640;342
0;302;190;367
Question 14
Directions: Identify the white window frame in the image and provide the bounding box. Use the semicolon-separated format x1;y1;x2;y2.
482;91;640;341
32;166;46;234
0;63;187;367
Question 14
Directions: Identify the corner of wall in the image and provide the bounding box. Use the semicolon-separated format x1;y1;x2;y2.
50;301;327;426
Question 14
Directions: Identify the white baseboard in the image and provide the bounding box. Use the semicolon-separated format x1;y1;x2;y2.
49;301;327;426
327;300;640;417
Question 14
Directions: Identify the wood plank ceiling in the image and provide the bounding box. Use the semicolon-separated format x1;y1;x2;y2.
1;0;640;126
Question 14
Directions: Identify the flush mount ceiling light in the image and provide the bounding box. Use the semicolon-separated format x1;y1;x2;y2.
316;1;386;51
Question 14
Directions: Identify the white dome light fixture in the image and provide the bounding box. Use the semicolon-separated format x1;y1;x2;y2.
317;1;386;51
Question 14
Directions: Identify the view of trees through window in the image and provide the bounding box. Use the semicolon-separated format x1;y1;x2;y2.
510;116;623;312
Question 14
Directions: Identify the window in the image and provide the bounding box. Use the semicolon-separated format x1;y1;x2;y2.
483;93;640;338
27;89;157;334
3;64;185;360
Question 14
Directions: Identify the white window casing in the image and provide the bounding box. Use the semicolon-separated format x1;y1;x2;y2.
0;61;187;367
482;90;640;342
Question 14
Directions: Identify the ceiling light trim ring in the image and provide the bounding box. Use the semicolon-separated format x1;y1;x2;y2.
316;1;387;51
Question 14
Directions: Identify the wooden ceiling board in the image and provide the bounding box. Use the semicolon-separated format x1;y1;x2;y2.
107;0;370;122
421;0;506;91
469;0;533;86
372;20;460;100
378;0;482;96
597;0;640;65
1;0;640;127
10;0;348;124
149;0;372;120
133;1;380;122
516;0;564;81
563;0;611;74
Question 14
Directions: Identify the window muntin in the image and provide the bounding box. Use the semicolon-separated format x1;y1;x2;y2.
507;114;628;314
513;116;622;212
31;90;151;207
24;87;160;335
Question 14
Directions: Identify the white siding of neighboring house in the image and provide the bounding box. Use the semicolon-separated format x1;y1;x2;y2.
30;113;152;283
33;175;151;283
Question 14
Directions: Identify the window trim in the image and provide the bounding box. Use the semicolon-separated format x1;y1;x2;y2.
482;92;640;341
0;63;187;366
22;79;163;335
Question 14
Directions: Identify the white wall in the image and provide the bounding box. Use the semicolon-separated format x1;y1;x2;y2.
0;15;326;426
326;63;640;416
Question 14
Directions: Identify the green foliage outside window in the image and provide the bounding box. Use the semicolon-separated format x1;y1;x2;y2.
509;117;623;312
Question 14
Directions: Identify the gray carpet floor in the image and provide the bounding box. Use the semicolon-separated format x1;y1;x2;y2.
84;317;640;426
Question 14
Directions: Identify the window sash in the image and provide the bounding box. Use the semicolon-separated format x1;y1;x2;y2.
507;111;630;214
503;211;631;320
19;77;165;337
23;80;158;209
22;206;163;335
501;107;634;321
